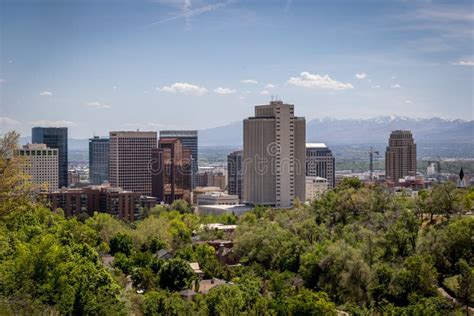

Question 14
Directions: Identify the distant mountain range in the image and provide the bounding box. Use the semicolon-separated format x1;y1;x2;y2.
20;116;473;150
200;116;473;146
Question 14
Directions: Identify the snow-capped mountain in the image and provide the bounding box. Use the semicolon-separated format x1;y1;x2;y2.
200;116;473;146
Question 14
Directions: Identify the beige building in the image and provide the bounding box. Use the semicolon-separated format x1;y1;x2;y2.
17;144;59;191
385;130;417;183
197;192;239;206
243;100;306;208
305;176;328;201
109;131;157;195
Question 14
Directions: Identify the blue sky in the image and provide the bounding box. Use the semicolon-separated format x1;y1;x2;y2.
1;0;473;138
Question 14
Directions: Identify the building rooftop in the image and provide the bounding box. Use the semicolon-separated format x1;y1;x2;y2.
201;223;238;231
306;143;328;148
21;143;53;150
201;192;237;198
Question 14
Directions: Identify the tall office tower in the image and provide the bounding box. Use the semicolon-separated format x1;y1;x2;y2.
32;127;68;188
385;130;417;183
16;144;59;191
227;150;243;200
159;130;198;189
243;100;306;208
109;131;157;195
306;143;336;189
89;136;109;185
151;138;192;203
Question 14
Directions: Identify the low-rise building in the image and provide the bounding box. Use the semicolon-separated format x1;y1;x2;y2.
197;192;239;206
305;176;329;201
46;184;157;221
192;186;224;204
197;204;253;216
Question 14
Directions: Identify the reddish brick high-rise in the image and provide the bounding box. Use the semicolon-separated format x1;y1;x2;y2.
385;130;417;183
151;138;192;203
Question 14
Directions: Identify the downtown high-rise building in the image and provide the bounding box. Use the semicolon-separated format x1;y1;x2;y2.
32;127;68;188
89;136;109;185
16;144;59;191
306;143;336;189
385;130;417;183
159;130;198;189
151;138;192;203
243;101;306;208
227;150;243;201
109;131;157;195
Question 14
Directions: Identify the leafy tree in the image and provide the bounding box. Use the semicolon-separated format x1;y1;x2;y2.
169;199;192;214
142;290;186;316
456;259;474;315
235;221;303;271
194;244;221;278
110;233;134;256
158;258;195;291
0;131;38;218
390;255;437;305
285;289;336;315
382;210;419;258
205;284;245;316
419;217;473;276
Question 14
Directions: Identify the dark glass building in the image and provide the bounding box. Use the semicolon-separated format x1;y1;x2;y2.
89;136;109;185
32;127;68;188
227;150;243;201
159;130;198;189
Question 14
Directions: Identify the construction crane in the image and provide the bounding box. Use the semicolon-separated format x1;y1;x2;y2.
369;146;380;181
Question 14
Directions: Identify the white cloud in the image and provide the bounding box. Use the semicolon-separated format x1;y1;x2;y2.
0;117;20;126
391;83;401;89
241;79;258;84
288;72;354;90
39;91;53;96
150;0;234;26
260;90;270;95
405;100;413;104
371;85;381;89
30;120;77;127
213;87;236;95
264;83;275;89
355;73;367;79
84;101;111;109
0;117;21;134
454;59;474;66
158;82;207;95
411;6;474;23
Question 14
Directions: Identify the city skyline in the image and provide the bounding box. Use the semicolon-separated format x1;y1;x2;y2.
1;0;473;138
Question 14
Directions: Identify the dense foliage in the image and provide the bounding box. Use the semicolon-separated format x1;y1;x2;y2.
0;131;473;315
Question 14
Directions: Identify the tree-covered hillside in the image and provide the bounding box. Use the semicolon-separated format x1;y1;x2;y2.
1;131;473;315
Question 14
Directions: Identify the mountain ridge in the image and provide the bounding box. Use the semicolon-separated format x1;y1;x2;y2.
19;116;473;149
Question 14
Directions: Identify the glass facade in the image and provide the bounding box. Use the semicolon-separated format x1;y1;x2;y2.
32;127;68;188
159;130;198;189
89;136;109;185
